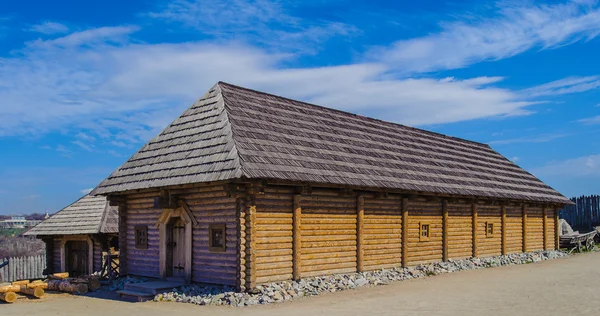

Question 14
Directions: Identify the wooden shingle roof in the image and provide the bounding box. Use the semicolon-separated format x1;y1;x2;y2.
92;82;571;205
24;195;118;236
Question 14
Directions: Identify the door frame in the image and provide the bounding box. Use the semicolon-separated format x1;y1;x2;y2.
59;235;93;275
157;203;195;283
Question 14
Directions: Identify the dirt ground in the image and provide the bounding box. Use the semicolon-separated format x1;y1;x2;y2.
3;252;599;315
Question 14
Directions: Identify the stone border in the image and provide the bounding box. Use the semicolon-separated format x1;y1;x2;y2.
154;250;568;307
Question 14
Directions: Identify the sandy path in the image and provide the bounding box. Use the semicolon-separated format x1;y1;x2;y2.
3;252;599;315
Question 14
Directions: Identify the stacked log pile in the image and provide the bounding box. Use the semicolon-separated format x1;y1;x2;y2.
0;272;100;303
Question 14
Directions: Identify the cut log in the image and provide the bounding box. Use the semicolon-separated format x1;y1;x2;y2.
20;286;44;298
0;291;17;303
12;280;30;286
88;279;100;292
48;279;88;294
27;282;48;290
51;272;69;279
0;285;21;293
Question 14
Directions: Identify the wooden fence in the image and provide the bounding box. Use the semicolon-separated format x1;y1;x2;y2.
0;254;46;282
560;195;600;231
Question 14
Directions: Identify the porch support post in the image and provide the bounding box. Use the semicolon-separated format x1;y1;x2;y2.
356;195;365;272
401;198;409;267
472;203;478;257
293;194;302;280
442;200;449;262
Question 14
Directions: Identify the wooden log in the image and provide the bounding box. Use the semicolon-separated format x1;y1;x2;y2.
401;198;408;268
48;279;88;294
12;280;30;286
501;205;507;255
522;205;528;252
51;272;69;279
0;291;17;303
20;286;44;298
543;207;548;250
554;207;560;250
292;194;302;280
357;195;364;272
472;203;478;257
0;285;20;293
442;200;448;262
27;282;48;290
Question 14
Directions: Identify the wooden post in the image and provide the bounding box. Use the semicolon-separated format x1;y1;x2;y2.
554;207;560;250
245;195;257;290
543;207;548;250
522;205;528;253
501;205;507;255
401;198;409;268
472;203;478;257
442;200;448;262
356;195;365;272
116;199;128;276
236;197;246;292
293;194;302;280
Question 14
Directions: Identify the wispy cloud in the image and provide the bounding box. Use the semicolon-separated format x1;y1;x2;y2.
522;76;600;97
371;1;600;73
79;188;93;195
488;133;572;145
22;194;41;200
28;21;69;34
147;0;357;53
578;115;600;124
532;154;600;177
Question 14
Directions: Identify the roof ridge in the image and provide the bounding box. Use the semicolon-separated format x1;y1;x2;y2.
217;81;490;148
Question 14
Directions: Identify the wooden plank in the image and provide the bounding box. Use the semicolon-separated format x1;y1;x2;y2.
554;207;560;250
472;203;478;257
442;200;448;262
247;196;257;289
401;198;408;268
501;205;507;255
543;207;548;250
357;195;365;272
522;205;528;252
292;194;302;280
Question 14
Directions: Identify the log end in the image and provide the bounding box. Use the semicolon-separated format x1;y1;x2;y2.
0;291;18;303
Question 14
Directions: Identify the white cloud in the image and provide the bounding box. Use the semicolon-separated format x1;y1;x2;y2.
79;188;93;195
72;140;95;152
26;26;138;48
28;21;69;34
521;76;600;97
532;154;600;177
511;156;520;162
488;133;572;145
147;0;357;52
371;1;600;73
22;194;40;200
578;115;600;124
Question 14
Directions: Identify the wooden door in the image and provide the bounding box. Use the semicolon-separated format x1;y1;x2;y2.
166;218;186;278
66;241;88;277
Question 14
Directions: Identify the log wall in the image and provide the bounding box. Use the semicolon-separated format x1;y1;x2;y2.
363;196;402;270
254;187;294;284
477;205;502;257
447;203;472;259
123;184;238;286
406;200;443;265
301;190;357;278
505;206;523;254
526;206;545;251
115;182;561;287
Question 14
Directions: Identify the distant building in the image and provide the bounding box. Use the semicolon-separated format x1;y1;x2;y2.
0;216;41;229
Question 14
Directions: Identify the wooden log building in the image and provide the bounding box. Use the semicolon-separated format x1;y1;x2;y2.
91;82;572;291
24;195;118;277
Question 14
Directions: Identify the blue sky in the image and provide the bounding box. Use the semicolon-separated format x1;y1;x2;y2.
1;0;600;215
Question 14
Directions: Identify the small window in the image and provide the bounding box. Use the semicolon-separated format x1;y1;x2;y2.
419;223;430;241
134;225;148;249
486;222;494;237
209;224;226;252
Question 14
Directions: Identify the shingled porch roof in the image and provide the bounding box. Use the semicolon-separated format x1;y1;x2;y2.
91;82;571;205
24;195;118;236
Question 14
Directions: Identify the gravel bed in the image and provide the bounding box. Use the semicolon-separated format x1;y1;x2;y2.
154;250;568;306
